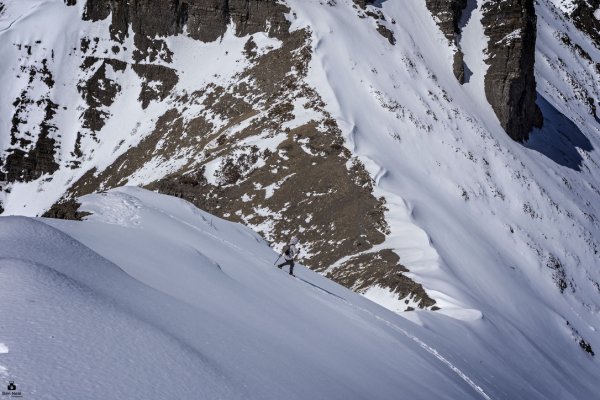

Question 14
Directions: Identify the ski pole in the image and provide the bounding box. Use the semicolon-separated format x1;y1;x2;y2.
274;254;282;265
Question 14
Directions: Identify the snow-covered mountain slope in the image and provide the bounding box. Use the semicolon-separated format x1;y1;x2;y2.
1;0;600;395
0;0;432;309
0;186;597;399
285;0;600;384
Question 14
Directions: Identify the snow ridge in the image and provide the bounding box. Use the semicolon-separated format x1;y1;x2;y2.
0;187;502;399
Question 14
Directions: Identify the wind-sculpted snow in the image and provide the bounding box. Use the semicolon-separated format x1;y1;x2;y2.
0;0;599;396
1;187;598;398
0;188;486;399
285;0;600;394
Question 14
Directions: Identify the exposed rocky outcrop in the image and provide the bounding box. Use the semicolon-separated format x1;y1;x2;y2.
353;0;374;9
5;97;60;182
567;320;595;356
424;0;468;83
1;50;60;183
2;132;59;182
132;64;179;109
42;199;90;221
547;254;569;293
78;57;126;133
376;23;396;45
452;48;465;84
571;0;600;49
228;0;290;38
133;35;173;63
426;0;542;140
481;0;542;142
424;0;467;42
328;250;437;309
354;3;396;47
83;0;291;45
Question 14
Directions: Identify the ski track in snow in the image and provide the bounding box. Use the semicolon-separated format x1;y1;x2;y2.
365;312;494;400
296;275;494;400
0;0;599;397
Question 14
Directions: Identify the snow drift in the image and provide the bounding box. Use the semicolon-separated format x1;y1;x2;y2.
0;187;598;399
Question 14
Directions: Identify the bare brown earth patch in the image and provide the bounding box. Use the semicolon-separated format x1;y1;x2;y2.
328;250;437;309
149;119;390;271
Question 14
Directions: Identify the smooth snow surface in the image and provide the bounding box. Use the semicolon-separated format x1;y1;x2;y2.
0;187;484;400
283;0;600;397
1;0;600;397
0;187;598;399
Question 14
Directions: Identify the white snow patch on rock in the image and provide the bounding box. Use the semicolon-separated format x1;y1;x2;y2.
363;285;418;314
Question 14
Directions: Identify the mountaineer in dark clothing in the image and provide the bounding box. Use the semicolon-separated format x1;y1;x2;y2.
277;236;299;276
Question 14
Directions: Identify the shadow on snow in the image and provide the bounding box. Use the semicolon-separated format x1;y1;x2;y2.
525;94;593;171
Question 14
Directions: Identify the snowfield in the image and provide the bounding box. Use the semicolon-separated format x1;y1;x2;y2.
0;0;599;397
0;187;598;399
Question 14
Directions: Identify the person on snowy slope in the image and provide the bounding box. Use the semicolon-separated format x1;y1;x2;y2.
277;236;299;276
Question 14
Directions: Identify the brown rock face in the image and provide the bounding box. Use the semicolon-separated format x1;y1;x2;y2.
424;0;468;42
78;58;126;132
453;49;465;84
424;0;468;82
229;0;290;38
132;64;179;109
571;0;600;49
481;0;542;142
426;0;541;140
353;0;374;9
376;23;396;45
328;250;437;310
43;199;91;221
83;0;290;43
2;52;60;183
3;134;59;182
